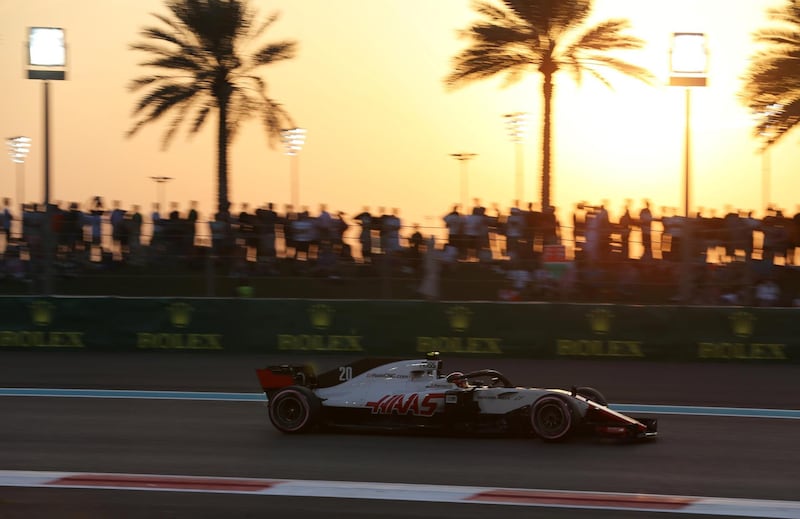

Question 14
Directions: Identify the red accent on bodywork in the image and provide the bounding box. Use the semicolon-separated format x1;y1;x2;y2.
256;369;296;390
50;474;281;492
585;401;647;431
595;425;628;436
365;393;445;417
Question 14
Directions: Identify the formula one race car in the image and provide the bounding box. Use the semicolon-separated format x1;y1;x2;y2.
255;353;657;442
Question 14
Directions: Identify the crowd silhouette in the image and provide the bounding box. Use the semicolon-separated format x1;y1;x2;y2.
1;196;799;305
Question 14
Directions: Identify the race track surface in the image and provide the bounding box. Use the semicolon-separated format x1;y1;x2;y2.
1;352;799;519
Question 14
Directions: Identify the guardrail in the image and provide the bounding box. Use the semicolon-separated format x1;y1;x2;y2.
1;297;797;363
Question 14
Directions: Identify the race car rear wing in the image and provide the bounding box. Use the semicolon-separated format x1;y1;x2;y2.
256;365;317;391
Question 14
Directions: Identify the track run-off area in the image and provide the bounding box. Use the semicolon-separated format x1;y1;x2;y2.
1;352;799;519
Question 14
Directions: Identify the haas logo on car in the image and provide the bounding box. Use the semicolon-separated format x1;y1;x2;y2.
366;393;444;417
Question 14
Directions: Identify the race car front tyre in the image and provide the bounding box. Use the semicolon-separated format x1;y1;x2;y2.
576;386;607;407
531;396;574;442
268;386;320;433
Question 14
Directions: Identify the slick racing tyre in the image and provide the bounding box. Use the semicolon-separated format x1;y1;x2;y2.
268;386;320;434
576;386;607;406
531;396;574;442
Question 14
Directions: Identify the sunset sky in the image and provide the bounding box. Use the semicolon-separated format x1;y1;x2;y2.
1;0;797;234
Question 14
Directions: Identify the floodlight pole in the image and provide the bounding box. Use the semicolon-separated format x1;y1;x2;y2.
450;152;477;211
6;136;31;216
669;32;708;217
669;32;708;303
291;154;299;209
41;80;54;294
504;112;528;206
683;88;690;218
17;159;25;214
761;146;771;214
28;26;67;295
150;176;173;211
44;80;51;207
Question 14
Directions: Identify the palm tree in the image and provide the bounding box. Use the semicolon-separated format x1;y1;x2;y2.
741;0;800;149
128;0;297;215
445;0;652;209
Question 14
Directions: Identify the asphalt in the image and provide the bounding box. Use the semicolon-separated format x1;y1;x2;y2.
1;351;798;407
1;352;798;518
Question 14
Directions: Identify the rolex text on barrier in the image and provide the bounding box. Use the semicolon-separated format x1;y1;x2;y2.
0;298;796;362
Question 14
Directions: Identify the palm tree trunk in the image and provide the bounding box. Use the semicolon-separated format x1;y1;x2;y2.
217;98;230;215
540;71;554;210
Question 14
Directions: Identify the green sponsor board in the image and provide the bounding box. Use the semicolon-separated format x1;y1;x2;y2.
0;298;88;348
687;307;793;361
547;304;690;361
0;297;797;362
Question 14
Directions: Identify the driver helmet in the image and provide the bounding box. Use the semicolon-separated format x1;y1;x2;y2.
446;371;468;388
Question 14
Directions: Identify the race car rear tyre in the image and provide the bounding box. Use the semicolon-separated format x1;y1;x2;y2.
576;386;607;406
531;396;574;442
268;386;320;434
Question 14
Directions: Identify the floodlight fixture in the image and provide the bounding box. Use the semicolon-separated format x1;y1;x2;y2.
281;127;307;207
669;32;707;87
7;136;32;164
281;127;307;156
27;27;66;80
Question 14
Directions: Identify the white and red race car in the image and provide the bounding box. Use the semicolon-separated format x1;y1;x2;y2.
256;353;657;442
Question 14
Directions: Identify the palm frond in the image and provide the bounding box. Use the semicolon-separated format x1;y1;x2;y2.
507;0;592;39
131;83;197;118
166;90;208;140
581;67;613;89
138;54;205;73
468;22;517;43
137;26;187;48
129;42;178;57
472;1;518;26
754;28;800;47
765;0;800;26
130;36;210;70
128;82;199;147
570;19;645;52
251;12;279;40
446;48;534;89
574;54;655;86
261;97;293;145
128;75;171;91
741;0;800;146
151;12;185;36
190;103;213;134
447;1;545;89
749;98;800;147
252;41;298;66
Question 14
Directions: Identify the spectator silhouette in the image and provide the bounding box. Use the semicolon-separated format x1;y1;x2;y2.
638;200;653;260
354;206;373;263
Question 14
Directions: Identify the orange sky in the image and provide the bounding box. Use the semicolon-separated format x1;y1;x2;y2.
1;0;796;233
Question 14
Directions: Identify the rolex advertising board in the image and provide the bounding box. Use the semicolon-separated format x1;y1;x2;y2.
0;297;797;362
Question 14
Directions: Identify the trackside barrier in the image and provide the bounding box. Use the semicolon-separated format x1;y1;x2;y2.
0;297;797;363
